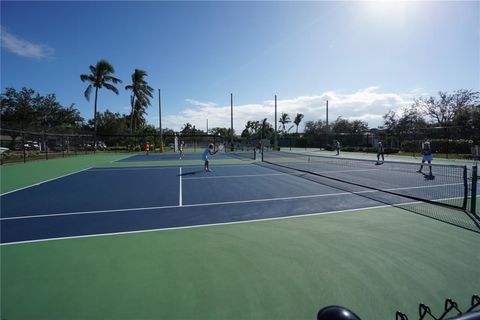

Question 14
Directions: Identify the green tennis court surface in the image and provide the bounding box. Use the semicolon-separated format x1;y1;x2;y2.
1;152;479;319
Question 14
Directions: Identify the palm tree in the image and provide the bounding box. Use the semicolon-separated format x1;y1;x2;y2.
260;118;268;139
294;113;304;134
279;112;290;133
125;69;153;134
80;60;122;150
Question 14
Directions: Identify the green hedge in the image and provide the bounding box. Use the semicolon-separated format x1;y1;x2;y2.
401;139;472;154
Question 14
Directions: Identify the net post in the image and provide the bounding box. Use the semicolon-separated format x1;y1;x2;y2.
471;165;477;215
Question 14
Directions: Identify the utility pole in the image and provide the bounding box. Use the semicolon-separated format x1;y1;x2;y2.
326;100;329;132
206;119;209;134
159;89;163;152
326;99;329;148
274;95;278;150
230;93;234;151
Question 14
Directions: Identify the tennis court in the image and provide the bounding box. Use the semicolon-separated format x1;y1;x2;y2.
1;151;479;319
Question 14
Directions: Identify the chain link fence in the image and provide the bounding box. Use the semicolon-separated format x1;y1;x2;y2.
275;125;479;159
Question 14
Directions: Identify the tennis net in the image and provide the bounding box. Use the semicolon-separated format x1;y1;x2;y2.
224;146;256;160
262;151;470;211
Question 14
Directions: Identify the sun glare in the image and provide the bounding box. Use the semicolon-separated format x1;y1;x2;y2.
363;0;412;26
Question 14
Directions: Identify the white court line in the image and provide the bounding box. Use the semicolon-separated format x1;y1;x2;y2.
183;173;290;180
0;204;400;246
0;182;464;221
179;168;183;206
182;169;378;180
88;164;257;172
0;167;92;197
89;166;180;172
110;154;137;163
1;192;354;221
314;168;378;174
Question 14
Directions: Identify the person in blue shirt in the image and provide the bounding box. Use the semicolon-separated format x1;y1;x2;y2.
202;144;217;172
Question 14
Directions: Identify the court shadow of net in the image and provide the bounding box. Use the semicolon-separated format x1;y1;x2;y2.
178;170;204;176
258;163;480;234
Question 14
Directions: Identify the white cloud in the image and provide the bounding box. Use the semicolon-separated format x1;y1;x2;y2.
0;26;54;59
184;99;218;108
157;87;415;133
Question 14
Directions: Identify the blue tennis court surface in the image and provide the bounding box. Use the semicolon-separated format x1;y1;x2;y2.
2;160;470;244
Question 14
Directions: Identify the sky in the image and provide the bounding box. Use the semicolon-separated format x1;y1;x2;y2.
1;1;479;133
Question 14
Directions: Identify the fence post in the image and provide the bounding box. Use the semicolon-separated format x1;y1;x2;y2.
45;131;48;160
463;166;468;211
62;136;65;158
23;132;26;163
471;165;477;215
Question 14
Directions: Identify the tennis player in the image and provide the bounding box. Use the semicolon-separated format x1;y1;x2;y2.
145;142;150;155
376;141;385;163
335;140;341;155
202;144;217;172
179;141;185;159
417;141;433;176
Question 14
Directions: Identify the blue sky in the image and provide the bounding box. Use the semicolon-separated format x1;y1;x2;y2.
1;1;478;132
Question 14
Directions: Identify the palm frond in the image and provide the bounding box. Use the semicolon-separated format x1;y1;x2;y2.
84;85;92;101
103;83;119;95
80;74;94;83
104;75;122;84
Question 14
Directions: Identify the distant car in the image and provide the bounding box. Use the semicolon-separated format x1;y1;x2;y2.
0;147;10;154
24;141;40;151
84;142;107;150
97;141;107;150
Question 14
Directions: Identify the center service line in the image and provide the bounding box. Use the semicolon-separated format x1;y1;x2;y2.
179;167;183;206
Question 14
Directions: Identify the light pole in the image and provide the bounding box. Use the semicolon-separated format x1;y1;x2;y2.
274;95;278;150
230;93;234;151
158;88;163;152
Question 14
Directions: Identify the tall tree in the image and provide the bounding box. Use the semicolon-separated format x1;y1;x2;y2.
0;87;41;130
210;127;231;138
260;118;272;139
414;90;480;127
293;113;304;134
304;120;328;137
1;88;84;148
331;117;369;133
125;69;154;134
181;122;204;135
279;112;290;133
92;109;129;136
80;60;122;150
